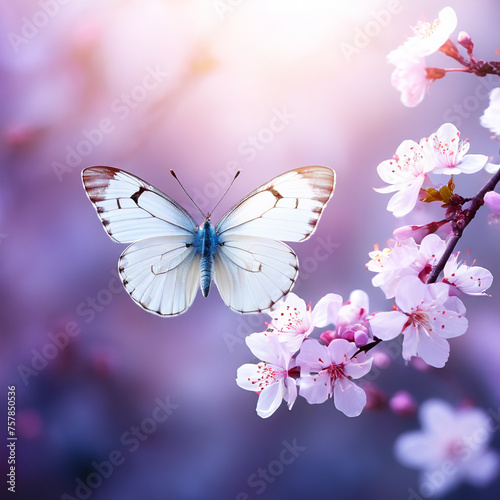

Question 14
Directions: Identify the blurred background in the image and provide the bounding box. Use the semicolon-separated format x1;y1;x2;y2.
1;0;500;499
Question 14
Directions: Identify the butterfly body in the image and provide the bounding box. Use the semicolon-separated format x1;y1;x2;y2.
82;165;335;316
192;219;220;297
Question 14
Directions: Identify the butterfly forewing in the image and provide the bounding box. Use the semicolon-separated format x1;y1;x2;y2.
216;166;335;242
82;166;198;243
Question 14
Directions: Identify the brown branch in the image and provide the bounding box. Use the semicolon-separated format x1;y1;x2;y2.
427;167;500;284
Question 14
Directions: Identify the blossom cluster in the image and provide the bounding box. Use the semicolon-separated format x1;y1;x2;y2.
235;5;500;497
236;292;373;418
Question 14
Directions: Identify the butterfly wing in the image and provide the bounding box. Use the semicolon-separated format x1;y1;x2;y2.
216;166;335;242
82;166;201;316
82;166;198;243
213;235;298;313
214;166;335;313
119;236;201;316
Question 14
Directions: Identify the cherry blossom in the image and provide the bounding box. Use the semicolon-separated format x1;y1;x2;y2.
369;276;468;368
484;191;500;214
296;338;373;417
387;45;431;107
423;123;488;174
443;254;493;296
236;332;297;419
395;399;500;497
408;7;458;57
480;87;500;136
375;140;435;217
367;234;446;299
268;292;342;353
319;290;372;348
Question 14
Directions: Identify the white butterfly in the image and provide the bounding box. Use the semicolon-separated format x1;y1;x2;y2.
82;166;335;316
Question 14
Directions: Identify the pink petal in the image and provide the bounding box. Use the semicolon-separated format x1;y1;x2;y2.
312;293;343;328
333;378;367;417
296;339;329;372
369;311;407;341
256;382;284;419
298;373;329;404
485;191;500;214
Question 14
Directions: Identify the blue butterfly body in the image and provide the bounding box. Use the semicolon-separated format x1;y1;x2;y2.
192;219;220;297
82;166;335;316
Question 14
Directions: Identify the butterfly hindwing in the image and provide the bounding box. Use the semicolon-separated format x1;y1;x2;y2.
213;235;298;313
119;236;201;317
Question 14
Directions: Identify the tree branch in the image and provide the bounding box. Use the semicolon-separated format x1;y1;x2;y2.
427;167;500;284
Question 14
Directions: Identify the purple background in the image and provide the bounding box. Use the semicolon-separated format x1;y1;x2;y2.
1;1;500;499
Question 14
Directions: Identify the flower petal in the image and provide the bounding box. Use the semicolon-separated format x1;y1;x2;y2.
256;382;284;419
333;378;366;417
298;373;329;404
369;311;407;341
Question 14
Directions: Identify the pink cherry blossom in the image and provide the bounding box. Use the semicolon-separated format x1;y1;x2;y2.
480;87;500;136
369;276;468;368
443;254;493;296
387;45;430;107
367;234;446;299
268;292;342;353
484;191;500;214
423;123;488;174
395;399;500;497
236;332;297;419
296;338;372;417
375;140;435;217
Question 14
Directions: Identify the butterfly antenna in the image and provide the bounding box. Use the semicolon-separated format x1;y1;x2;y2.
209;170;241;217
170;170;205;218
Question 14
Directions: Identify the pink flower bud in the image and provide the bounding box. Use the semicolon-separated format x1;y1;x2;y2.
319;330;337;345
457;31;474;53
354;330;369;347
389;391;417;417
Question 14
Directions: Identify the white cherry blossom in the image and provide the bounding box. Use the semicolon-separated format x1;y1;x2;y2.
236;332;297;419
480;87;500;136
443;254;493;296
375;140;435;217
268;292;342;353
423;123;488;174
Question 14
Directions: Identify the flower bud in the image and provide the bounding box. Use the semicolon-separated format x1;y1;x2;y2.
457;31;474;53
389;391;417;417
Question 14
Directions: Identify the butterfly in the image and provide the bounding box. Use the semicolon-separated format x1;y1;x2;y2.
82;166;335;316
